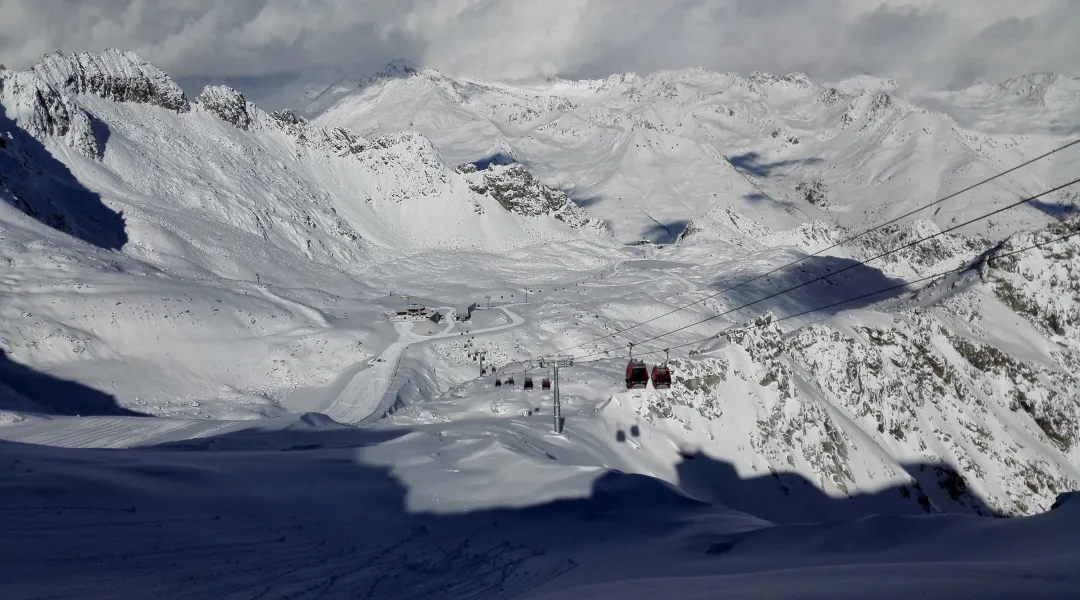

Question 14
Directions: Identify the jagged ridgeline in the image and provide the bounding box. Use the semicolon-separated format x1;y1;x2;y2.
0;49;616;264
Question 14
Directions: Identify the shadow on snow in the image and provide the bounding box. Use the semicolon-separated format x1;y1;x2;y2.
641;219;691;245
470;152;519;171
728;152;824;178
0;415;1065;599
1030;198;1080;220
0;348;145;417
0;104;127;250
704;253;909;322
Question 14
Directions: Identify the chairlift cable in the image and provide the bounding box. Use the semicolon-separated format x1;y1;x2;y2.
575;226;1080;364
571;177;1080;361
548;139;1080;358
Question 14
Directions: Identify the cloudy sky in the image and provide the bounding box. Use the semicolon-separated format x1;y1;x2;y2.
2;0;1077;97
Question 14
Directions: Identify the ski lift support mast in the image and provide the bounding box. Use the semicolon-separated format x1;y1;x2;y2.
542;354;574;434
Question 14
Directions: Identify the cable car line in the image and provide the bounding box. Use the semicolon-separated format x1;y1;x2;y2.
574;226;1080;366
548;139;1080;358
571;176;1080;362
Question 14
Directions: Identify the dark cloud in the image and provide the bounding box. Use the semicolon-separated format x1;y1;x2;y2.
1;0;1076;99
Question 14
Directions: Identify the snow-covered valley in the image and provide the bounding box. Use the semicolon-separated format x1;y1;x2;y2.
1;50;1079;598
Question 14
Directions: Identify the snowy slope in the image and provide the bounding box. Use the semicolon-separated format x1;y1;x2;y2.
3;428;1079;599
0;50;619;419
313;62;1080;245
4;51;616;272
1;50;1080;598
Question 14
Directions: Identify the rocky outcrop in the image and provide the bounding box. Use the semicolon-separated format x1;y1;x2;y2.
633;221;1080;517
196;85;253;130
458;163;608;232
33;49;189;112
268;109;368;157
0;70;100;159
796;179;829;207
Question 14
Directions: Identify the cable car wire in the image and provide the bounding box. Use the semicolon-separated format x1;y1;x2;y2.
571;176;1080;361
574;226;1080;364
548;139;1080;358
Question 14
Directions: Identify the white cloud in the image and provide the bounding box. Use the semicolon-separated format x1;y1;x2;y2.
1;0;1077;92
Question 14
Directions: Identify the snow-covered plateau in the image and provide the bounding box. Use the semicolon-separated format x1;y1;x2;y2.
1;51;1079;598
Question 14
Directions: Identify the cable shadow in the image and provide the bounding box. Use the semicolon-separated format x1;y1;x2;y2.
0;104;127;250
0;348;145;417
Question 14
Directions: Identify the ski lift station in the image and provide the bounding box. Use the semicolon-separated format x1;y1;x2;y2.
393;301;430;321
456;302;478;322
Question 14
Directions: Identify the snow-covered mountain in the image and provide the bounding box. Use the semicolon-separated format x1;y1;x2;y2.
0;50;616;418
2;51;614;273
312;61;1080;245
2;50;1080;597
633;224;1080;517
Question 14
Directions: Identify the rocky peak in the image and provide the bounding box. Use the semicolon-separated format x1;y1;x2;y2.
268;110;367;157
0;70;100;159
996;73;1063;106
196;85;253;130
382;59;422;77
749;71;813;90
361;59;444;89
32;49;189;112
457;162;607;232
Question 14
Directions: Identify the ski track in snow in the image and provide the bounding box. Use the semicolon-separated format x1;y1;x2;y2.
3;416;197;449
0;504;576;600
323;322;416;425
0;306;530;449
325;306;525;425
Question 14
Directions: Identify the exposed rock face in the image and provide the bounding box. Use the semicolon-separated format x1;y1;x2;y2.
0;70;100;159
844;219;991;280
459;163;608;232
632;222;1080;517
196;86;253;130
796;179;829;207
33;49;189;112
268;109;368;157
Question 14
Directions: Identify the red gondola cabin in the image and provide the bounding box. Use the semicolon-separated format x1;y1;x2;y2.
625;359;650;389
541;378;551;390
652;364;672;389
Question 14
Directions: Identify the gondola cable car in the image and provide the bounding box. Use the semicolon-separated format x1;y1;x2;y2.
652;348;672;389
625;342;651;389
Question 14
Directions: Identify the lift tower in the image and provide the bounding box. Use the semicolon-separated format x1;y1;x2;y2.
541;355;574;434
